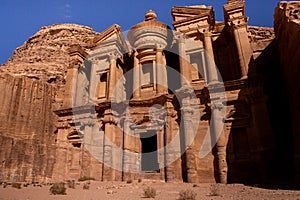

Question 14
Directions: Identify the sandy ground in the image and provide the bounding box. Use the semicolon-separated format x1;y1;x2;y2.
0;180;300;200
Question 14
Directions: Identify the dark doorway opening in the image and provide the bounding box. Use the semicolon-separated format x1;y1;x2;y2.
140;131;159;172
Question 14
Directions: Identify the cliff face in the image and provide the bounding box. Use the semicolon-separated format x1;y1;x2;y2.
0;24;101;182
274;1;300;182
0;24;99;85
248;26;275;59
0;74;57;182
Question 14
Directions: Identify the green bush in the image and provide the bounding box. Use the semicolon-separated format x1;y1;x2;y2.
78;176;95;182
178;189;197;200
143;186;156;198
12;182;21;189
49;182;67;195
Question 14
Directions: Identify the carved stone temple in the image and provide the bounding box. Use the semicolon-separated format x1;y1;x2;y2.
0;1;300;184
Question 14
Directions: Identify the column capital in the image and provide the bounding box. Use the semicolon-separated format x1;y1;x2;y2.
108;50;119;61
89;58;98;65
156;44;164;51
211;102;225;111
103;111;117;125
230;22;247;30
196;29;213;40
175;33;187;43
132;49;138;57
202;31;213;38
68;58;83;69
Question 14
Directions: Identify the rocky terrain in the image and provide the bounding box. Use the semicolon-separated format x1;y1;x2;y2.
0;24;100;85
1;181;300;200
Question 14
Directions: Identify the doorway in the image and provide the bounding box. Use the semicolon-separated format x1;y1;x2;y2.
140;131;159;172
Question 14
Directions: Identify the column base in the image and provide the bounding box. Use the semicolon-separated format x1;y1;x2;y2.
240;75;248;80
208;80;221;85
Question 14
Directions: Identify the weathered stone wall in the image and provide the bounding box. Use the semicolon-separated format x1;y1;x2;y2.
274;1;300;182
0;74;57;182
248;26;275;59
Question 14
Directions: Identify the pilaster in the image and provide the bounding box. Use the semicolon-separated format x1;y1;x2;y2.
156;46;168;94
200;31;220;84
108;51;118;99
102;109;117;181
64;44;87;108
224;0;253;79
133;50;141;99
164;99;182;182
177;35;191;86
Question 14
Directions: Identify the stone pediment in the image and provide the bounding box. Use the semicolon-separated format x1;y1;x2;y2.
88;24;129;59
171;5;213;21
172;5;215;34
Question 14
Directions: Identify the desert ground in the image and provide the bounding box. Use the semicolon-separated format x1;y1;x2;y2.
0;180;300;200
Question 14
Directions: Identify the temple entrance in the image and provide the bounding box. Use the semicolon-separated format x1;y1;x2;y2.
140;131;159;172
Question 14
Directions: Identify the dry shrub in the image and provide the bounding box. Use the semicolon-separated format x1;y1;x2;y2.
178;189;197;200
143;186;156;198
126;179;133;184
78;176;95;182
12;182;21;189
83;183;90;190
67;180;75;189
50;182;67;195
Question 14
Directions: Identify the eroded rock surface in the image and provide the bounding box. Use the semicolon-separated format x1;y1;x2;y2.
0;24;100;84
0;74;57;182
274;1;300;182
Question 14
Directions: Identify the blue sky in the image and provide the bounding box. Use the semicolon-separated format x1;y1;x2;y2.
0;0;280;65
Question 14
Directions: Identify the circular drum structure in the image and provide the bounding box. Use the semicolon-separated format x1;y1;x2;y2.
128;10;173;50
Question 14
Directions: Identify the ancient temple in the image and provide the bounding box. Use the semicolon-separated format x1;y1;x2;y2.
1;0;299;185
52;0;273;183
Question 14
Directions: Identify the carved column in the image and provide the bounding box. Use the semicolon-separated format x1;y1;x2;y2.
181;97;198;183
64;65;79;107
64;45;87;107
52;126;69;182
224;1;252;79
102;110;116;181
203;32;219;84
89;59;97;101
88;120;104;181
200;50;208;82
133;51;141;98
156;47;168;94
178;35;191;86
211;103;228;184
122;117;131;181
108;52;117;99
164;99;182;182
232;25;252;78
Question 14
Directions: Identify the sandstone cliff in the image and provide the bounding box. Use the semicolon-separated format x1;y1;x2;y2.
0;24;100;84
274;1;300;182
0;74;57;182
0;24;100;182
248;26;275;59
